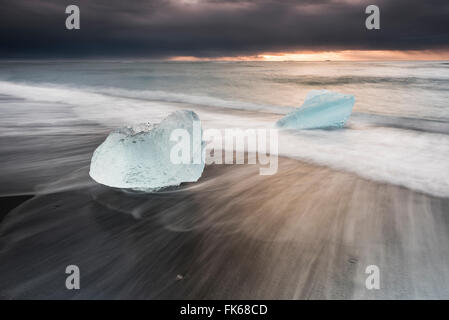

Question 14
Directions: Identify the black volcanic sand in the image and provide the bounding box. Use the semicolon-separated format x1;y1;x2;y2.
0;195;33;223
1;157;449;299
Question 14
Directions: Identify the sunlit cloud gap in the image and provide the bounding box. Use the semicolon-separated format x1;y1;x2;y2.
169;50;449;62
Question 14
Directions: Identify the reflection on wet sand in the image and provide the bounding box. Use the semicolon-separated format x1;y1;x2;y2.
1;156;448;299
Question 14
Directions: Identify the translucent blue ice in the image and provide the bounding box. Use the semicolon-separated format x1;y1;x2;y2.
276;90;355;130
89;110;205;191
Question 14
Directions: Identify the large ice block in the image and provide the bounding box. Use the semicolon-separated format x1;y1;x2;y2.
276;90;355;129
89;110;205;191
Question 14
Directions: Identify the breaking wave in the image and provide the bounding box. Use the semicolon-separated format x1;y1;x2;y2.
1;80;449;197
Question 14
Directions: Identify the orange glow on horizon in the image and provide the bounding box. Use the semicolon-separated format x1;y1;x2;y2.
169;50;449;62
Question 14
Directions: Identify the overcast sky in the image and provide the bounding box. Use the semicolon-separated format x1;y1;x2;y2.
0;0;448;58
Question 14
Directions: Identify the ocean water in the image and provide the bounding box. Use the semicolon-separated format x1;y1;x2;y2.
0;60;448;197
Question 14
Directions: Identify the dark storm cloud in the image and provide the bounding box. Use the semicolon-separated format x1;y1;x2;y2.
0;0;448;58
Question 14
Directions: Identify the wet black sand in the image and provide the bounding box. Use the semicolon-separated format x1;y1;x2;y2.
1;157;448;299
0;195;33;223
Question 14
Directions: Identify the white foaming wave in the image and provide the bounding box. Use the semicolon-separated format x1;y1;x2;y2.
279;128;449;198
1;81;448;197
0;81;290;125
0;81;181;127
91;87;294;114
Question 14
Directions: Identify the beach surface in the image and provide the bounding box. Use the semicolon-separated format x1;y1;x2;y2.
1;153;449;299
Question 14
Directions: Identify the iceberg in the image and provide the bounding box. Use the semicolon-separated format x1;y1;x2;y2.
276;90;355;129
89;110;205;191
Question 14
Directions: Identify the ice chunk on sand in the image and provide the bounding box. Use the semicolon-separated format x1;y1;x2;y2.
89;110;205;191
276;90;355;129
